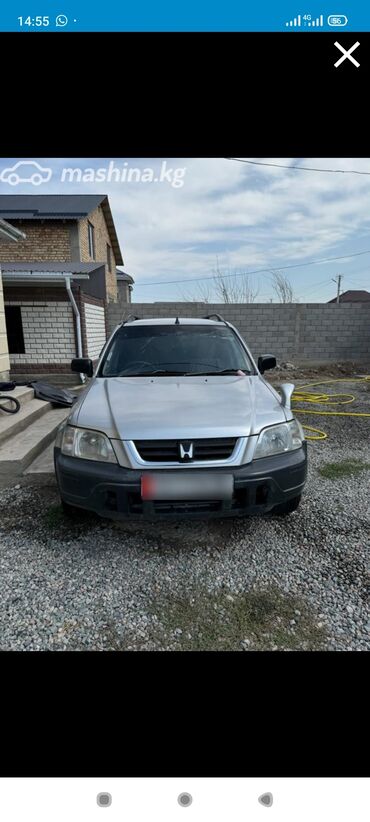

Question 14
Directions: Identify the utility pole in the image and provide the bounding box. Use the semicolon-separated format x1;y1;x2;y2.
332;274;342;304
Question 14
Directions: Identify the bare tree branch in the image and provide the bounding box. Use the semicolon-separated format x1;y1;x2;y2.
212;266;259;303
179;281;212;302
271;271;295;303
182;266;259;303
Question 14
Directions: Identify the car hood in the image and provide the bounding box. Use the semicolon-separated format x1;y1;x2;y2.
70;375;287;440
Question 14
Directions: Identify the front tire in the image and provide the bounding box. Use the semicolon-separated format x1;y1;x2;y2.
270;494;302;517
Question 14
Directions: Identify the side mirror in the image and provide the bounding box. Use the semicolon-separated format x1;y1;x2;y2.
280;383;295;410
258;355;276;374
71;358;93;377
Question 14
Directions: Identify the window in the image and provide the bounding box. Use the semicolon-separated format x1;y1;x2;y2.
106;243;112;272
88;220;95;259
4;306;25;354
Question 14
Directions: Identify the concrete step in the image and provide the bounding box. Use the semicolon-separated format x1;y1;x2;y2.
0;398;51;446
0;386;35;411
24;442;56;483
0;407;69;479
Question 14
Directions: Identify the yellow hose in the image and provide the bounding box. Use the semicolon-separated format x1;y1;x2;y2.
291;376;370;440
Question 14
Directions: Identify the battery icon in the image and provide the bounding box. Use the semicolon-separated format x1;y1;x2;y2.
327;14;348;26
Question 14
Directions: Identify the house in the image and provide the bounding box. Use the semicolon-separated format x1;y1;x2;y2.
328;289;370;303
116;268;134;302
0;195;134;383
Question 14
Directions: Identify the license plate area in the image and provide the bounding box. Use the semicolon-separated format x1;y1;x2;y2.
141;473;234;501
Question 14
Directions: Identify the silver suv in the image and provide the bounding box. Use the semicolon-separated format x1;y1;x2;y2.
54;315;307;520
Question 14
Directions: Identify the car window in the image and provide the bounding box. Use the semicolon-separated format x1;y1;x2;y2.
100;325;255;376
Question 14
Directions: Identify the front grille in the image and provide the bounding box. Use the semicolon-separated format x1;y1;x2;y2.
127;493;223;515
134;437;237;462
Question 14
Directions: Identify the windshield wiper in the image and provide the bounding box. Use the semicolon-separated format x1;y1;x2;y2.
184;368;250;376
141;369;187;376
113;369;187;377
109;368;251;377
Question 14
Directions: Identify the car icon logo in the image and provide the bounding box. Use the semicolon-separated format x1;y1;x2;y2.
0;160;52;186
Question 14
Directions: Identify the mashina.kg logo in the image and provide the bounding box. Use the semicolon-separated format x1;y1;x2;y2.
0;161;53;186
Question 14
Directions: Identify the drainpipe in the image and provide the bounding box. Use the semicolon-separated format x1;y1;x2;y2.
65;276;86;384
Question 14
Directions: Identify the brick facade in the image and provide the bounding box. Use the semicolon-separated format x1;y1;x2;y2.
107;301;370;365
0;204;121;303
0;196;124;381
3;284;108;380
4;286;69;303
10;362;72;375
5;298;76;367
79;205;118;302
0;221;72;262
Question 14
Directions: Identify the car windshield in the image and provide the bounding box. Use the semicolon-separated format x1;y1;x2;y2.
99;324;255;377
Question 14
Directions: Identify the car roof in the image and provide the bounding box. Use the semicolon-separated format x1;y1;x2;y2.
121;317;226;326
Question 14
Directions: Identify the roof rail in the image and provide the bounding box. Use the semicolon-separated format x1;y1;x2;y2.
202;313;227;324
122;314;141;325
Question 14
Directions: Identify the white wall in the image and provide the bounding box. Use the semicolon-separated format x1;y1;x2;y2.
0;273;10;377
84;302;106;360
5;301;76;365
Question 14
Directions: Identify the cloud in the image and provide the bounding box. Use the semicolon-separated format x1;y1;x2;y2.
1;156;370;301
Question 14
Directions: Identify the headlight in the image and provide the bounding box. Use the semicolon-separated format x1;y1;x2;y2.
254;419;304;459
55;419;67;449
60;425;117;463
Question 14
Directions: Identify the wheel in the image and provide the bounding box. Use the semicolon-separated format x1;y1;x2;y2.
61;499;82;517
270;494;302;517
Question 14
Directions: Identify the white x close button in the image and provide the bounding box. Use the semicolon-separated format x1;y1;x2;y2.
334;41;360;68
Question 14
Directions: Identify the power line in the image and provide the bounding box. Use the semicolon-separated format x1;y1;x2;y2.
226;158;370;175
135;248;370;287
299;279;332;297
346;279;369;288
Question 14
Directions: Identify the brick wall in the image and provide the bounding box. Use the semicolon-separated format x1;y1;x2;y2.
0;209;120;304
84;303;106;360
4;286;70;303
77;292;106;361
0;221;72;262
5;299;76;370
79;206;118;302
0;273;10;379
107;301;370;365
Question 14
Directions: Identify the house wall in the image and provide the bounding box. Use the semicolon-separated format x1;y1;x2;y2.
0;220;72;262
107;301;370;364
84;303;106;360
76;292;107;362
79;205;118;302
0;273;10;379
117;280;132;304
4;287;76;376
0;209;120;304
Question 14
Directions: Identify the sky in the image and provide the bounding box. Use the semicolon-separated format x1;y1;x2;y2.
0;156;370;303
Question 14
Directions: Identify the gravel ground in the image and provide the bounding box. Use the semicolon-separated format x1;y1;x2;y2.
0;373;369;651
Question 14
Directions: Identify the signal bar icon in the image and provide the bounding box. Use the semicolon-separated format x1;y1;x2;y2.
285;14;324;26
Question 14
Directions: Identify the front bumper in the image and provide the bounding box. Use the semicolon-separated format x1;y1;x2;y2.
54;443;307;520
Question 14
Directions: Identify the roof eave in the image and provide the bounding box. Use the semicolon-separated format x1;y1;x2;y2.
1;272;90;285
0;218;26;242
100;196;124;266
